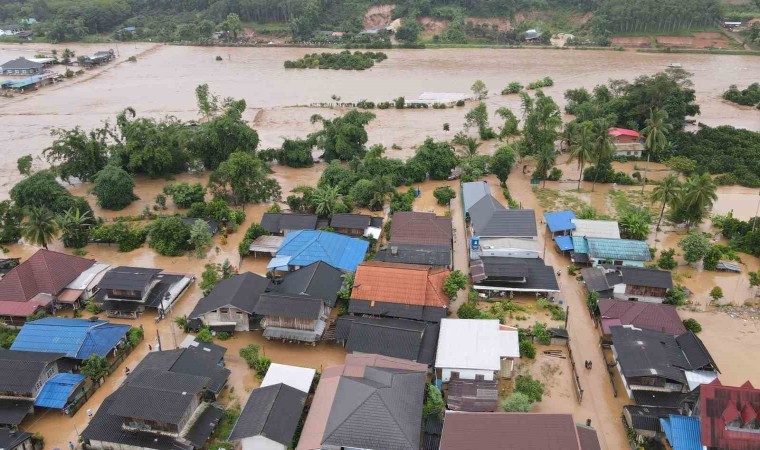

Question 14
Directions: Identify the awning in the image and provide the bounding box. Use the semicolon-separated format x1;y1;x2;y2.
470;259;486;283
554;235;574;252
267;255;291;271
35;373;86;409
249;235;284;254
263;326;321;342
209;324;236;333
57;289;83;304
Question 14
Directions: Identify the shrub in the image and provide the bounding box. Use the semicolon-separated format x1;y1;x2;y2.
127;326;143;346
683;318;702;333
85;301;101;314
501;82;523;95
547;304;566;321
536;297;548;309
519;339;536;359
709;286;723;303
457;301;480;319
657;248;678;270
501;392;531;412
197;328;214;343
443;270;467;298
148;217;192;256
91;222;147;252
532;322;551;345
664;285;687;306
422;384;444;418
216;331;231;340
91;166;138;210
433;186;456;206
238;222;269;257
514;375;545;403
80;354;109;382
546;167;562;181
239;344;271;379
164;182;205;208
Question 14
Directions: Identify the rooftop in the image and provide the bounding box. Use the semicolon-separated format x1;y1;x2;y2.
390;211;453;247
34;373;86;409
260;363;316;394
609;127;641;138
189;272;270;317
435;319;519;371
572;237;651;262
571;219;621;239
544;210;577;233
260;212;318;234
10;318;130;359
335;316;439;365
131;347;230;394
1;57;43;69
267;261;344;307
660;414;702;450
599;299;686;335
351;261;450;309
275;230;369;272
0;249;95;304
469;198;538;238
439;412;601;450
330;213;372;230
700;379;760;450
229;383;307;446
375;243;452;267
462;181;491;214
0;348;64;394
472;257;559;292
446;375;499;412
96;266;161;291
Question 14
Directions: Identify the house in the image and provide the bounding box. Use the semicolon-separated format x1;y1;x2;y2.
0;24;24;35
468;195;538;240
81;348;229;450
525;29;541;41
269;230;369;272
470;256;559;296
95;266;194;319
435;319;520;382
296;354;427;450
610;325;720;399
335;316;440;365
439;412;602;450
58;263;111;306
545;210;576;236
255;261;344;342
260;213;318;235
571;237;651;267
0;429;33;450
471;237;541;259
11;318;130;361
189;272;271;332
583;266;673;303
130;345;230;396
329;213;381;237
348;261;450;322
699;378;760;450
572;219;621;239
229;364;314;450
0;249;96;324
609;127;645;157
248;235;284;257
598;299;686;338
660;414;702;450
375;211;453;267
623;405;683;439
0;349;65;426
1;57;43;75
462;181;491;216
446;373;499;412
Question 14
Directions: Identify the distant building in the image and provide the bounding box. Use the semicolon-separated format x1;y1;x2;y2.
269;230;369;272
0;25;24;36
1;57;43;75
609;127;645;157
406;92;469;107
260;213;318;236
525;29;540;41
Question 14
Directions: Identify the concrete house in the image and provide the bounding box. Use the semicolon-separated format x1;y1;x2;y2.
189;272;270;332
0;349;65;427
260;213;318;236
583;266;673;303
470;256;559;297
95;266;194;319
609;127;645;157
571;237;651;267
375;211;453;267
1;57;43;75
435;319;520;382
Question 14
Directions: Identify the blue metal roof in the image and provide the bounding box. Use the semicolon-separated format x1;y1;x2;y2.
11;318;130;359
276;230;369;272
34;373;85;409
586;237;651;261
544;211;576;233
660;415;701;450
572;236;589;254
554;235;574;251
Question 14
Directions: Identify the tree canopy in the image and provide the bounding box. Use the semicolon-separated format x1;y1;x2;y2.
91;165;138;210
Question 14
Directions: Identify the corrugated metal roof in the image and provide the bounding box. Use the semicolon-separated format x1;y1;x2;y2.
276;230;369;272
555;235;574;251
575;237;651;261
11;318;130;359
34;373;86;409
462;181;491;214
660;415;702;450
571;219;621;239
544;210;576;233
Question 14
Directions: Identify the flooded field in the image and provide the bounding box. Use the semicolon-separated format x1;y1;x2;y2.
0;43;758;450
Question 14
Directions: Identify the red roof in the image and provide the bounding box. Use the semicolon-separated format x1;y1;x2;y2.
598;299;686;335
0;300;44;317
0;249;95;304
701;379;760;449
351;261;450;308
390;211;453;247
608;127;640;138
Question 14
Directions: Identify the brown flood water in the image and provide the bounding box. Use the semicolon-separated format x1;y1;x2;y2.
0;43;758;450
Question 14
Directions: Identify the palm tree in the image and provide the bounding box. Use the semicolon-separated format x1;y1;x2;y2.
590;118;615;192
535;146;557;188
22;207;59;249
369;176;395;211
57;208;92;248
567;121;594;190
312;185;340;218
460;137;481;158
651;174;682;231
641;108;672;192
682;173;718;225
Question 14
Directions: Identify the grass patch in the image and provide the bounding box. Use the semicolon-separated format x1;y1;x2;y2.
607;189;657;218
207;404;240;450
532;187;589;213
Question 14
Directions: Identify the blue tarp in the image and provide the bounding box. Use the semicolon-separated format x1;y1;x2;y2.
266;255;291;271
660;415;702;450
34;373;85;409
275;230;369;272
544;211;576;233
11;318;130;359
554;235;574;252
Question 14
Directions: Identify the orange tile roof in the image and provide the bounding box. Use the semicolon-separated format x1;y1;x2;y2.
350;261;450;308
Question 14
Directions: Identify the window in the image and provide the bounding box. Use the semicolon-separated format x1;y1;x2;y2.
626;151;631;156
220;308;229;314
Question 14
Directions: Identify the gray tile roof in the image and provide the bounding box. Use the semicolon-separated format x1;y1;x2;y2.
476;257;559;292
624;405;681;432
375;244;452;267
0;428;32;450
676;332;718;372
469;197;537;237
1;57;42;70
0;349;63;394
229;383;307;445
189;272;270;317
0;398;33;426
462;181;491;213
321;367;426;450
618;266;673;289
268;261;344;307
131;348;230;395
97;266;161;291
348;299;446;322
255;293;324;320
261;213;317;234
336;316;439;365
330;213;372;230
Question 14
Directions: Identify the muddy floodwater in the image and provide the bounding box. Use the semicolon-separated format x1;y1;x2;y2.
1;43;759;450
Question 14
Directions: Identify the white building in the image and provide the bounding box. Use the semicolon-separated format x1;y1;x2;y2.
571;219;621;239
435;319;520;382
261;363;316;393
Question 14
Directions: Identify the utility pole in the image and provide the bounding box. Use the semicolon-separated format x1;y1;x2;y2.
753;191;760;232
156;329;162;352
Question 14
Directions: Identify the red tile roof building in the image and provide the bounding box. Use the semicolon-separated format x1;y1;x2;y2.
389;211;452;247
700;379;760;450
351;261;450;309
599;299;686;336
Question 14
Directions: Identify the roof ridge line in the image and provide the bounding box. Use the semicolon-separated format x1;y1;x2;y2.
374;377;417;447
321;377;377;444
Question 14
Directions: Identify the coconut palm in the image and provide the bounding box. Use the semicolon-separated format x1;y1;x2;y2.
22;207;59;249
566;121;594;190
369;176;395;211
535;146;557;188
641;108;672;192
459;137;481;158
312;185;340;218
57;208;92;248
651;174;682;231
590;118;615;192
682;173;718;221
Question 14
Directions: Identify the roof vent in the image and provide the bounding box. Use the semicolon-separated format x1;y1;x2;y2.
182;391;187;395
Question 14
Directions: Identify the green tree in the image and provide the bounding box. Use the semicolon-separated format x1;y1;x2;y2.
514;375;545;403
309;110;375;162
590;118;615;192
10;171;78;213
43;126;110;182
0;201;23;244
703;245;722;271
501;392;532;412
312;185;341;218
22;207;59;249
275;138;314;168
520;91;562;158
208;152;281;205
534;146;557;187
200;263;221;295
80;354;109;383
519;340;536;358
471;80;488;99
189;219;213;258
220;13;242;40
422;384;444;418
652;174;682;231
457;301;480;319
749;270;760;296
681;173;718;227
641;108;672;191
496;107;520;138
164;182;206;208
195;83;219;119
683;318;702;333
148;217;192;256
57;208;92;249
433;186;456;205
490;145;517;186
188;100;259;170
657;248;678;270
567;121;594;190
679;231;711;265
410;139;458;180
709;286;723;303
396;21;422;44
17;155;32;176
464;103;495;140
92;165;138;210
664;285;687;306
443;270;467;298
618;208;651;240
196;328;214;343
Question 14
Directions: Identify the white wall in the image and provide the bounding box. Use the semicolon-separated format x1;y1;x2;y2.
475;249;539;259
241;436;287;450
440;368;495;382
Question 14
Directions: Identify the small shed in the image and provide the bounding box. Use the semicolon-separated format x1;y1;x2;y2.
544;211;576;236
248;235;284;256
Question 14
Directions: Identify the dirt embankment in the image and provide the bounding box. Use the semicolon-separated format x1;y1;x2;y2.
364;4;396;28
613;32;733;49
416;10;592;37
